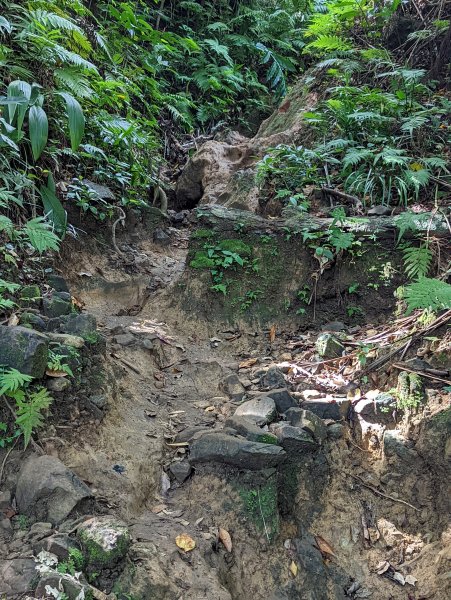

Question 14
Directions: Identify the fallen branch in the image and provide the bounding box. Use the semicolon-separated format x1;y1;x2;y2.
110;352;142;375
321;187;361;204
347;472;420;512
392;363;451;386
112;207;126;258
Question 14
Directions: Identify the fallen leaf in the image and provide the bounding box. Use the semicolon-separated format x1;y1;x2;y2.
204;406;216;412
151;504;167;514
289;560;298;577
405;574;417;586
71;296;85;309
239;358;258;369
218;527;232;552
45;369;69;378
314;535;336;558
269;325;276;343
175;533;196;552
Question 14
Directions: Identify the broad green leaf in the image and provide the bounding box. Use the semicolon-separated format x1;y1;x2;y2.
56;91;85;151
7;81;31;130
29;105;48;160
39;184;67;236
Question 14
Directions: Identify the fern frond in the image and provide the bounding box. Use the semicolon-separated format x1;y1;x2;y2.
395;211;430;242
0;368;33;396
23;218;60;253
54;68;94;99
405;278;451;314
402;244;433;280
15;387;52;448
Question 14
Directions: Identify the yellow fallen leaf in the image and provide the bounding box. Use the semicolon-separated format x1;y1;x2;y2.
347;388;361;402
45;369;69;378
218;527;232;552
289;561;298;577
175;533;196;552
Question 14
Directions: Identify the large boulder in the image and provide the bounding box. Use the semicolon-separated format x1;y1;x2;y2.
189;432;286;470
270;423;318;452
285;408;327;444
0;325;48;378
262;388;297;413
225;415;278;444
16;456;92;525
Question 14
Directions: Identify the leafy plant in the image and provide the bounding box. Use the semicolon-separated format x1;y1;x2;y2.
404;278;451;313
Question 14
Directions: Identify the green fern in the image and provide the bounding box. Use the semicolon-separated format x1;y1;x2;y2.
256;42;287;99
402;244;433;280
395;211;431;242
23;218;60;253
0;368;33;396
15;388;52;449
405;278;451;314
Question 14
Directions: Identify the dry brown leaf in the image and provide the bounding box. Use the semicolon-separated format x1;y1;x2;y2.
376;560;390;575
347;388;361;401
45;369;69;378
151;504;167;514
289;561;298;577
314;535;336;558
176;533;196;552
71;296;85;309
218;527;232;552
239;358;257;369
269;325;276;343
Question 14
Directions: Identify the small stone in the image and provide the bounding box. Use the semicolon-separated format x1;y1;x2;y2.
153;228;171;245
0;490;12;510
77;515;130;572
0;519;12;533
235;396;277;425
270;423;317;452
169;461;192;483
46;332;85;348
302;397;350;420
19;285;41;308
176;426;211;442
262;388;297;413
284;408;327;443
189;432;286;470
225;416;278;444
315;333;345;359
34;574;87;599
19;312;47;331
261;366;286;389
89;394;107;409
355;394;396;424
60;313;97;337
221;374;246;401
82;179;115;200
47;274;70;293
321;321;346;332
368;205;391;216
327;423;344;440
383;430;418;464
29;522;53;541
0;325;49;378
279;353;292;361
54;291;71;301
33;534;76;560
114;333;135;346
46;377;71;392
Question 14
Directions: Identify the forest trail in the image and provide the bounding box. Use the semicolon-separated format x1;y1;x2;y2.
47;217;449;600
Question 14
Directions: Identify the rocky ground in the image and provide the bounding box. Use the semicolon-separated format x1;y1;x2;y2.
0;209;450;600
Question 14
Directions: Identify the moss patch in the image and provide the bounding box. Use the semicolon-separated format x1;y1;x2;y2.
238;474;279;541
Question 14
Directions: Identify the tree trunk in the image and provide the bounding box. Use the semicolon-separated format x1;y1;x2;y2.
428;23;451;85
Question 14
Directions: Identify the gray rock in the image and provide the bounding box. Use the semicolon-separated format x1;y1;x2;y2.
54;291;71;301
19;285;41;308
368;205;391;216
221;373;246;401
383;430;418;464
0;519;12;534
301;397;350;420
321;321;346;332
29;521;53;540
189;433;286;470
19;311;47;331
34;574;87;599
176;426;211;443
33;533;77;560
284;408;326;443
153;227;171;245
355;393;396;424
169;461;192;483
114;333;135;346
262;388;297;413
327;423;345;440
270;423;317;452
59;313;97;337
0;559;36;596
0;490;12;510
77;515;130;571
45;332;85;348
0;325;49;378
46;377;71;392
82;179;115;200
43;295;72;318
315;333;344;359
89;394;107;409
47;274;70;293
235;396;277;425
16;456;92;525
261;366;286;389
225;416;278;444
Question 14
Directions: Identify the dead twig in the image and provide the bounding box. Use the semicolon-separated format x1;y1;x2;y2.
110;352;142;375
112;207;126;258
392;363;451;386
347;472;420;512
0;437;19;486
322;187;361;204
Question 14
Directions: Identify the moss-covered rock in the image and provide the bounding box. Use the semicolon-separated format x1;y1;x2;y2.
77;516;130;573
0;325;48;378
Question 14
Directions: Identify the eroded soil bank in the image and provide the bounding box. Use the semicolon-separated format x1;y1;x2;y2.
0;209;450;600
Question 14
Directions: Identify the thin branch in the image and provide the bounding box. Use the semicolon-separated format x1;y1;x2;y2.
347;472;420;512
